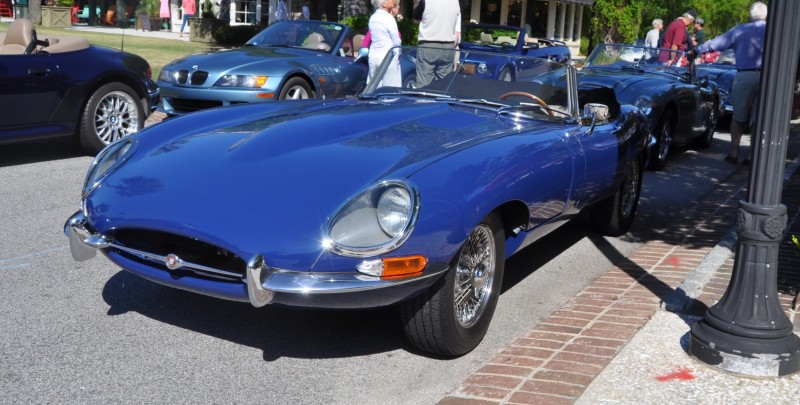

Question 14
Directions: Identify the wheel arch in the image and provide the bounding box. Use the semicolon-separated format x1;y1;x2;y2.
491;200;530;259
279;72;318;98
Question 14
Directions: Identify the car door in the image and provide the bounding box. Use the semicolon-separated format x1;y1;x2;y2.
0;53;60;136
316;55;368;98
569;112;633;207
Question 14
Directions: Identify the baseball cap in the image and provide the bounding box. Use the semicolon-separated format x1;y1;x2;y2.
687;11;697;20
696;17;705;26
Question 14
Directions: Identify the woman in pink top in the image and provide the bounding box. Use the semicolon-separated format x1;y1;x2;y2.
180;0;197;37
159;0;171;31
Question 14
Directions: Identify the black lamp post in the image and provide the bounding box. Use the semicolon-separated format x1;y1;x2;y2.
688;0;800;376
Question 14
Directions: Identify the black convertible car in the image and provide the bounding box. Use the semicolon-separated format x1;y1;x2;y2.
578;44;719;170
0;19;159;155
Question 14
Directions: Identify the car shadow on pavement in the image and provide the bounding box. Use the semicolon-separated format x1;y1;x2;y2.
100;270;409;361
0;138;84;167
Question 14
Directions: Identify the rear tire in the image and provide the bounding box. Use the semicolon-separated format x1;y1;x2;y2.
647;112;674;171
591;156;643;236
79;82;143;155
401;212;505;356
695;102;717;149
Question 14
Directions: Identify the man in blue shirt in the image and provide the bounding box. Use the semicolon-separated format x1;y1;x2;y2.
696;2;767;165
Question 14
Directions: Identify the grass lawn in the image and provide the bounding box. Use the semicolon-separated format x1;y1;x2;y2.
0;22;215;78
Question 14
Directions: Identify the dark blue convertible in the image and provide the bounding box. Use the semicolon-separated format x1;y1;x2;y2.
66;47;650;356
456;23;570;82
0;19;159;154
695;50;737;119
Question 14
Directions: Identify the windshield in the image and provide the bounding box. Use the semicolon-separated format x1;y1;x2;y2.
245;21;345;52
585;43;692;73
361;46;575;120
704;49;736;65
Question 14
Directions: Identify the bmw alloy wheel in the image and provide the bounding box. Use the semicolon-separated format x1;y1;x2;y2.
94;90;140;144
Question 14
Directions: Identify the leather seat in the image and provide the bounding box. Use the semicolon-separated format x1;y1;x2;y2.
0;18;34;55
305;32;330;52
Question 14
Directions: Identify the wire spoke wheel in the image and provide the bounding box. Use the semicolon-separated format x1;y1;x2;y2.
454;224;496;328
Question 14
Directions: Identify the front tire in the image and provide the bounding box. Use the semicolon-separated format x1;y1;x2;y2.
591;156;643;236
79;82;143;155
401;212;505;357
279;77;314;100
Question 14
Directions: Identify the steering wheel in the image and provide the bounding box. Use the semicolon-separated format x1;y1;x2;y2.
498;91;553;116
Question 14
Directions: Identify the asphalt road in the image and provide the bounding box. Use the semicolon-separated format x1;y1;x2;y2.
0;127;745;404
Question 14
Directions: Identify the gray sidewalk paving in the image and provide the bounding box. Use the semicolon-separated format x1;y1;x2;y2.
0;17;189;41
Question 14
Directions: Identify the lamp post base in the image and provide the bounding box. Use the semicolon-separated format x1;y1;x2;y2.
690;320;800;377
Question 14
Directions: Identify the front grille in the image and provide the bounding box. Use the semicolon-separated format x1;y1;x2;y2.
176;70;209;85
112;228;246;282
190;71;209;85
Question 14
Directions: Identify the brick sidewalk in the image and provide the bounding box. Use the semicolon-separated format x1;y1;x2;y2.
439;151;800;404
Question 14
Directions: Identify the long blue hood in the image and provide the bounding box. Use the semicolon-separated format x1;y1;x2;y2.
85;99;540;269
578;67;674;103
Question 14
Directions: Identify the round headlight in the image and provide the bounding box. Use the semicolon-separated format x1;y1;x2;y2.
82;138;136;197
377;187;411;237
326;181;419;257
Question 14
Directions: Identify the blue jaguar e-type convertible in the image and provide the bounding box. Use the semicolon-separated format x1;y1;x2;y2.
66;47;650;356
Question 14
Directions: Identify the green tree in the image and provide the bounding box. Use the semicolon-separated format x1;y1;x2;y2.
691;0;753;37
591;0;647;45
596;0;760;49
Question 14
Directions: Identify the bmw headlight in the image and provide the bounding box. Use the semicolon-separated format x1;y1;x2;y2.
82;138;137;198
326;181;419;257
157;68;175;83
634;97;654;116
213;75;269;88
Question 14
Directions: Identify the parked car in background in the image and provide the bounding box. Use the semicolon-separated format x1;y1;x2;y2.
66;47;650;357
695;49;736;119
578;43;719;170
157;20;367;116
0;19;159;155
697;49;800;124
459;23;571;63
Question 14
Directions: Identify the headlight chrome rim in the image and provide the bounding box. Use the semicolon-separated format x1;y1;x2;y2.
325;180;419;258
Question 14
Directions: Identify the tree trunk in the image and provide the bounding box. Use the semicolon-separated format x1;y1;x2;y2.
340;0;370;19
29;0;42;24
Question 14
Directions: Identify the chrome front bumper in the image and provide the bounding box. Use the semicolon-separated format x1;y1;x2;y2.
65;211;446;309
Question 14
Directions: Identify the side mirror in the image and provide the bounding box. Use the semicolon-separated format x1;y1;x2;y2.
583;103;610;126
354;47;369;62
